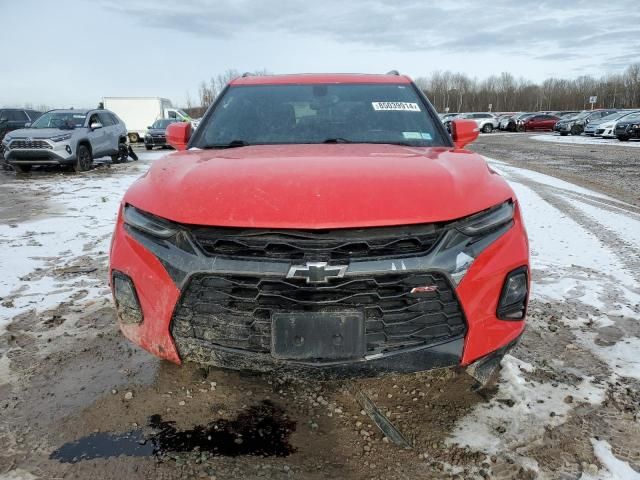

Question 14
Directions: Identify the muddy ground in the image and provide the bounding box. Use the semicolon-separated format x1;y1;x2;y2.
1;138;639;479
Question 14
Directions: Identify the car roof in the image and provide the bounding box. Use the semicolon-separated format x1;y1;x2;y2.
47;109;92;114
230;73;412;86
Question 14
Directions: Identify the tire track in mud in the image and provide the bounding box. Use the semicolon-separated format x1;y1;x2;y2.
500;169;640;288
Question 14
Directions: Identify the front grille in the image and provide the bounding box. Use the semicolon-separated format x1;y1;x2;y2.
10;140;52;149
189;224;445;261
171;272;466;358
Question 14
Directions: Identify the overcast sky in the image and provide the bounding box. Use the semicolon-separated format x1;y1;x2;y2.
2;0;639;109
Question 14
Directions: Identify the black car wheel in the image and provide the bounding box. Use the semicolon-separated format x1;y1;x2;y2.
74;144;93;172
617;135;629;142
516;124;525;132
482;124;493;133
13;164;32;173
570;125;582;135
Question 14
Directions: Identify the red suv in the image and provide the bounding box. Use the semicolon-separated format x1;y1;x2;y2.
109;73;529;378
521;114;560;131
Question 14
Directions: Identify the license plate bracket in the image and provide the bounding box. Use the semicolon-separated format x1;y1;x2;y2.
271;312;365;361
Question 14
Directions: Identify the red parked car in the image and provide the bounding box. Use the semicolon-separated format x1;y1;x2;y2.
109;73;529;378
521;114;560;131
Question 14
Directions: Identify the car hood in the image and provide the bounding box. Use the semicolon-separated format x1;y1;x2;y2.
124;144;515;229
5;127;74;139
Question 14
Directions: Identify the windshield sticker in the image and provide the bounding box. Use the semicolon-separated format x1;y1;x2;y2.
403;132;432;140
73;115;85;118
372;102;421;112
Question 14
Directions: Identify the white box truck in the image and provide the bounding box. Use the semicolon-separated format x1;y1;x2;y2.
103;97;192;143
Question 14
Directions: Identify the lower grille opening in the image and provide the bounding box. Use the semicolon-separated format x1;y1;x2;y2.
171;272;466;361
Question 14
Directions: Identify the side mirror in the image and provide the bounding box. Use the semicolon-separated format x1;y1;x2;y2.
147;126;152;129
166;122;191;150
24;122;31;128
90;122;103;130
450;119;479;149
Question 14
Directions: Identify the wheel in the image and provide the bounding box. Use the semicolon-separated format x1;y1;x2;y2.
560;132;569;136
145;145;153;151
74;144;93;172
618;135;629;142
128;133;139;144
482;124;493;134
516;124;525;132
111;154;121;164
570;125;582;135
13;164;32;173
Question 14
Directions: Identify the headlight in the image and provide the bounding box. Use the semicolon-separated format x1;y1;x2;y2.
632;124;639;129
51;133;72;142
457;201;514;236
3;135;11;143
123;205;178;238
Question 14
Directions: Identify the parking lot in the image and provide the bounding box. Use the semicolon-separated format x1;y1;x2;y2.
0;135;638;480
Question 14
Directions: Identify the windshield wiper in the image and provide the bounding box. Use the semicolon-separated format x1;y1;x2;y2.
203;140;250;149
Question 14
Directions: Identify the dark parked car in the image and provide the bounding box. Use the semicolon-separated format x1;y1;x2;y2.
144;119;181;150
520;114;560;132
0;109;42;161
614;111;640;141
553;109;618;136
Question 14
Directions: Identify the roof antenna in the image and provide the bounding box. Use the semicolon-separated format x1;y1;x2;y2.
241;72;252;77
386;70;400;75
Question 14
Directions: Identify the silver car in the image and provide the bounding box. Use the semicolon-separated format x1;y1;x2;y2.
458;112;499;133
1;109;127;173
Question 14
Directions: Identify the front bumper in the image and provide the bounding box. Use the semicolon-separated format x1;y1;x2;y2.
109;205;529;377
3;139;75;165
144;135;167;147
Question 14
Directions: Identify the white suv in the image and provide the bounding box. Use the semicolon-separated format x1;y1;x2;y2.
459;113;499;133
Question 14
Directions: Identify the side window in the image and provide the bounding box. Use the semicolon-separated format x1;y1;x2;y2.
88;113;101;126
26;111;41;121
167;111;177;119
98;112;114;126
8;110;28;122
0;110;6;121
108;113;120;125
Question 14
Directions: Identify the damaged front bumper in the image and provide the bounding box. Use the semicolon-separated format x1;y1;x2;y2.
109;202;529;377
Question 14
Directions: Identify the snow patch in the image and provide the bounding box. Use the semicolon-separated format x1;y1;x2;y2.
532;134;640;148
447;355;605;455
580;439;640;480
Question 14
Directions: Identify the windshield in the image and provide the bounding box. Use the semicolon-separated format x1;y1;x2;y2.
598;112;628;122
151;119;176;129
621;112;640;121
31;111;86;130
192;84;448;148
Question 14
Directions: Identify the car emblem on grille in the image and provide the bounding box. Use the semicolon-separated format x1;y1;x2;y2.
287;262;347;284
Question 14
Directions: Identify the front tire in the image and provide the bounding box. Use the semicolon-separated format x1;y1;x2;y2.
570;125;582;135
560;132;569;136
618;135;629;142
482;124;493;133
145;145;153;151
74;144;93;172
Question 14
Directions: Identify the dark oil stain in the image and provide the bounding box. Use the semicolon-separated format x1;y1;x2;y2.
50;400;296;463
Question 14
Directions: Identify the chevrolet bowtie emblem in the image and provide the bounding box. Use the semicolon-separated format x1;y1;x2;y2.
286;262;347;284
